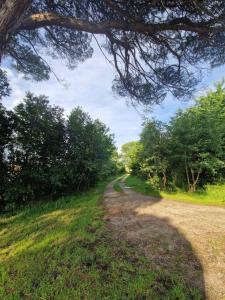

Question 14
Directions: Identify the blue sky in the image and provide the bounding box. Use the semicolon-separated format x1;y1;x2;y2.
2;44;225;149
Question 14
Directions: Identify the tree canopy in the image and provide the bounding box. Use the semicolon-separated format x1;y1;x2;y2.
121;141;142;173
0;93;117;209
122;82;225;192
1;1;225;104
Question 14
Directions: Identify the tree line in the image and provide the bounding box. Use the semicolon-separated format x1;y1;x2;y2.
122;83;225;192
0;93;118;210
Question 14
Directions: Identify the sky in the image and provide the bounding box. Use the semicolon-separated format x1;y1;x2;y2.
2;43;225;149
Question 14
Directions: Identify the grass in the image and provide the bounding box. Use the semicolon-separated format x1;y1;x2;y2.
125;175;225;207
125;175;161;197
113;181;123;192
0;178;202;299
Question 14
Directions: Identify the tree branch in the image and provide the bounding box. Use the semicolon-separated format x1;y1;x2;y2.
19;12;221;36
0;0;31;61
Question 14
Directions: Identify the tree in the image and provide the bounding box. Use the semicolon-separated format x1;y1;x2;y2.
0;69;10;99
66;107;115;190
110;150;125;175
121;141;142;173
126;82;225;192
168;83;225;191
0;104;13;208
7;93;66;203
91;119;116;178
1;1;225;104
140;120;169;188
0;93;116;209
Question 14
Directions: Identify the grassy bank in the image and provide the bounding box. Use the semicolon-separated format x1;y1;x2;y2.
0;179;202;299
125;175;225;207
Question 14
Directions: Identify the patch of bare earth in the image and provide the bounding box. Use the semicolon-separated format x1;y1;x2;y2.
103;183;225;300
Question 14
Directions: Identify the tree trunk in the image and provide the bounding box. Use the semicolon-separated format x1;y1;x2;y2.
185;163;191;192
0;0;31;62
190;168;201;192
162;171;167;189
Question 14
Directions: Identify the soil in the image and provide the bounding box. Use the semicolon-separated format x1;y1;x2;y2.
103;182;225;300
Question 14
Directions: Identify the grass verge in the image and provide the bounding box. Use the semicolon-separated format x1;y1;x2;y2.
0;179;202;299
125;175;225;207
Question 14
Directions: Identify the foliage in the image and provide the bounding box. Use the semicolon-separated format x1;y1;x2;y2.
125;175;225;207
140;120;169;188
0;69;10;99
65;107;115;190
125;175;161;198
121;141;142;173
0;93;116;209
168;82;225;191
6;93;66;205
2;1;225;104
123;82;225;192
0;104;13;209
0;179;202;299
111;150;125;174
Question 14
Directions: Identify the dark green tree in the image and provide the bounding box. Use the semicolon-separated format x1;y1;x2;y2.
0;93;116;209
0;104;13;208
7;93;66;204
66;107;115;190
0;69;10;99
140;120;169;188
168;83;225;191
133;82;225;192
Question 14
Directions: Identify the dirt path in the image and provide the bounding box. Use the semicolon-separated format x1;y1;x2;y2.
103;182;225;300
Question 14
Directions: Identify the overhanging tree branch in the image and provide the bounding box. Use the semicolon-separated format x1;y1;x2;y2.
1;1;225;104
19;12;223;36
0;0;31;61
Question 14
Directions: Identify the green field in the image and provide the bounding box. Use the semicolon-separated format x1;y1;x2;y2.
0;179;202;299
125;175;225;207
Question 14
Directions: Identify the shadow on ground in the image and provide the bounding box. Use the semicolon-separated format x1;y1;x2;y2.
104;182;206;299
1;185;205;299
